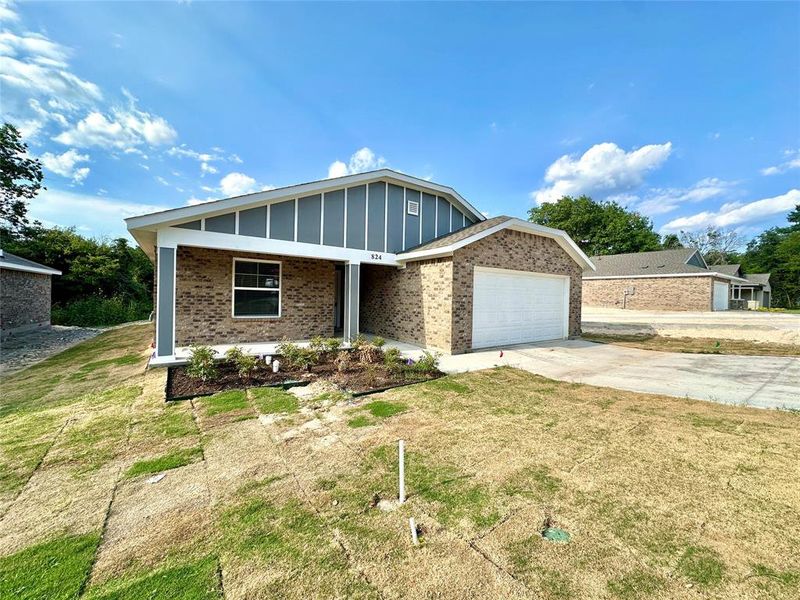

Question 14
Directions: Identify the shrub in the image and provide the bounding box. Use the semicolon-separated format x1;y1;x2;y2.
225;346;258;382
350;334;367;350
276;340;319;371
357;342;383;364
51;296;151;327
334;350;351;372
383;347;403;373
404;350;440;375
309;336;342;354
186;345;218;381
371;336;386;349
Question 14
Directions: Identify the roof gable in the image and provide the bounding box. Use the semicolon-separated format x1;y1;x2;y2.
0;250;61;276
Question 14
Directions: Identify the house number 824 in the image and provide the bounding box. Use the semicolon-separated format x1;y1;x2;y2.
370;253;383;260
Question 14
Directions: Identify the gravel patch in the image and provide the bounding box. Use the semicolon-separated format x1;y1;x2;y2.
0;326;102;375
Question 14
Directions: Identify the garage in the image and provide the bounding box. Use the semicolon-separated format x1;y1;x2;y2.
471;266;569;349
713;281;729;311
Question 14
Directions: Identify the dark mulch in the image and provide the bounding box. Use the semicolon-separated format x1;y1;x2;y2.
166;355;442;400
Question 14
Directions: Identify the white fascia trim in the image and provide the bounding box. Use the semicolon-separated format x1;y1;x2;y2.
156;227;400;266
0;261;61;276
584;272;749;282
125;169;484;231
396;218;596;271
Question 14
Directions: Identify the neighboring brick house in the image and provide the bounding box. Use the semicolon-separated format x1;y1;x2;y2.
126;169;594;364
582;248;756;312
0;250;61;337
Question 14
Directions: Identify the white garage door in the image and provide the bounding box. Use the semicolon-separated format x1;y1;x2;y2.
713;281;729;311
472;267;569;349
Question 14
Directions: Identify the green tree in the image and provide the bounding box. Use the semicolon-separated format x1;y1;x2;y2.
740;205;800;308
528;195;661;256
0;123;44;231
660;233;683;249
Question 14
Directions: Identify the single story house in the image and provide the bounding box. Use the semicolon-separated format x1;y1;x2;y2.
126;169;594;364
0;249;61;337
714;264;771;309
582;248;754;312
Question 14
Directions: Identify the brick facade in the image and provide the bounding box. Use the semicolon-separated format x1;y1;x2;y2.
174;247;335;346
168;229;584;352
361;229;583;353
360;258;453;352
583;276;718;311
1;268;52;334
450;229;583;353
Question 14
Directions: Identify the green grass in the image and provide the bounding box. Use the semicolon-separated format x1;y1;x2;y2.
69;354;142;381
124;447;203;479
750;563;800;590
58;412;132;472
364;400;407;418
201;390;249;416
677;546;726;586
502;465;562;499
0;533;100;600
250;387;299;414
347;415;373;428
423;378;471;394
607;570;665;598
146;406;196;439
0;411;61;496
84;556;221;600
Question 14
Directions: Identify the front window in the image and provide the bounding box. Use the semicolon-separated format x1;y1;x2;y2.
233;259;280;317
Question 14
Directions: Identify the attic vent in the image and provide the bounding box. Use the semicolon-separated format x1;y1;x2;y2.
640;265;649;269
407;200;420;216
656;264;666;268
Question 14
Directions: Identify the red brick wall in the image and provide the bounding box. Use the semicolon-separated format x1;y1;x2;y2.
450;229;583;353
582;276;714;311
360;258;453;352
174;247;334;346
0;268;52;333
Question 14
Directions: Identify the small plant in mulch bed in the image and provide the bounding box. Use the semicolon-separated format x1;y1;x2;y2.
309;336;342;354
225;346;259;383
186;345;218;381
277;340;320;372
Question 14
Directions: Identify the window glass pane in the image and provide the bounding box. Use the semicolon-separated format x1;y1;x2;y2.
235;261;280;289
234;290;279;316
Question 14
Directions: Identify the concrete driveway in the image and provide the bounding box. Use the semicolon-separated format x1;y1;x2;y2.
438;340;800;410
583;307;800;344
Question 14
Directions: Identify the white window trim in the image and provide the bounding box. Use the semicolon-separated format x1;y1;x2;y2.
231;257;282;319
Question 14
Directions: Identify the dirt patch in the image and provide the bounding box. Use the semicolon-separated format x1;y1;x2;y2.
582;333;800;357
166;354;442;399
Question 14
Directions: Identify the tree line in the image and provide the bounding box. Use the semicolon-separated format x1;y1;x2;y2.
1;124;153;326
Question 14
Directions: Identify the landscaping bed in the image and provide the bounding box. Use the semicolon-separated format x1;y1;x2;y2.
165;337;444;400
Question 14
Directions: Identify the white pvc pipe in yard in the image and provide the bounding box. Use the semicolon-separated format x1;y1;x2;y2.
409;517;419;545
398;439;406;504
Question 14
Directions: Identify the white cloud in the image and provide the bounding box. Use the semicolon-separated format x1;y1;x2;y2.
53;102;177;149
760;149;800;176
155;176;170;186
0;1;20;22
167;144;239;176
28;187;167;240
219;172;259;196
327;147;386;178
532;142;673;204
632;177;738;216
40;148;90;183
661;189;800;231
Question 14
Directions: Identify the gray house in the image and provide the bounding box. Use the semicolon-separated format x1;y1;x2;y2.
126;169;594;364
0;250;61;337
715;264;771;308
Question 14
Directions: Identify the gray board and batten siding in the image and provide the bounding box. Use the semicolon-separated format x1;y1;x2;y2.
172;180;476;254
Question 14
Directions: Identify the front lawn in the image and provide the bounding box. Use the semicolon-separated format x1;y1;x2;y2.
583;332;800;356
1;324;798;599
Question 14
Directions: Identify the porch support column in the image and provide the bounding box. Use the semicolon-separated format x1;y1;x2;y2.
155;245;176;357
343;262;360;344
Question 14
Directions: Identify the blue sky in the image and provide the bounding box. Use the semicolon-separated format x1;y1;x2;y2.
2;1;798;242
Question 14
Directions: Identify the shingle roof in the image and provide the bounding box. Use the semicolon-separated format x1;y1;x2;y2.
714;264;741;276
402;215;512;252
583;248;708;277
0;250;61;275
744;273;770;285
